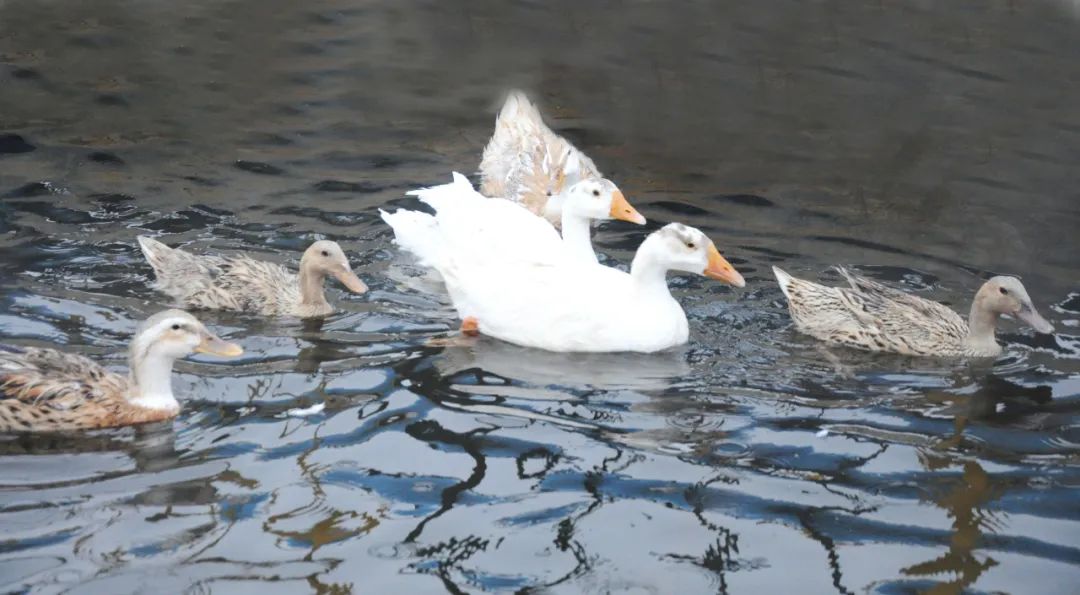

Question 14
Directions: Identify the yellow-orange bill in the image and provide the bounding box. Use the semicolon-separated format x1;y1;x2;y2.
609;190;647;225
335;268;369;294
702;243;745;287
196;335;244;357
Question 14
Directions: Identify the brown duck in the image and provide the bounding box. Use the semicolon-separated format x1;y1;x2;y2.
773;266;1054;357
0;310;242;432
138;237;368;318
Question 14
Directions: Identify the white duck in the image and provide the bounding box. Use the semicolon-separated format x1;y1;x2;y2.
383;210;746;352
385;172;644;269
479;90;606;227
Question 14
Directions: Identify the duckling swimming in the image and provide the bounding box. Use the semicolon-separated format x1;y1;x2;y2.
773;266;1055;357
0;310;242;432
138;237;368;317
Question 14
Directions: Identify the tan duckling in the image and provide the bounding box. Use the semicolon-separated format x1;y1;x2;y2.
0;310;242;432
773;266;1055;357
138;237;368;317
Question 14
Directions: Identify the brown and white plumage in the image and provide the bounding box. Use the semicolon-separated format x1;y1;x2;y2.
138;237;367;318
0;310;242;432
773;266;1055;357
479;90;604;226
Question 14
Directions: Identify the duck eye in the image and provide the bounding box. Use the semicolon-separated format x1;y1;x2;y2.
171;324;181;330
592;189;600;197
999;287;1009;295
321;250;330;257
686;242;696;249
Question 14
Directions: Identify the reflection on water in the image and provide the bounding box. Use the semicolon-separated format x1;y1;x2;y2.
436;340;692;391
902;456;999;595
1;0;1079;593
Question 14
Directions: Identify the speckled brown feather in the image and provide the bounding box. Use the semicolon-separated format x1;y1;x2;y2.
479;91;600;227
139;237;330;317
0;346;175;432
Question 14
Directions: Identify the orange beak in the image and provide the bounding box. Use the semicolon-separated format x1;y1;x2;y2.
609;190;647;225
702;242;745;287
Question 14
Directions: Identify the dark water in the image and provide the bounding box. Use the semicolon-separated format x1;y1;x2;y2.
1;1;1079;593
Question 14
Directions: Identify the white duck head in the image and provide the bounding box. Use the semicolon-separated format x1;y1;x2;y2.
632;223;746;288
554;178;646;264
561;178;646;225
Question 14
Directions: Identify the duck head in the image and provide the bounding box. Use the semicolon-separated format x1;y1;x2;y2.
641;223;745;287
127;310;242;410
976;276;1054;334
562;178;646;225
129;310;243;362
300;240;368;294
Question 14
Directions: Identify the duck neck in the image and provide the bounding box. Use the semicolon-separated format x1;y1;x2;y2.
299;266;330;308
128;352;180;412
630;248;673;300
560;210;599;265
965;294;1001;355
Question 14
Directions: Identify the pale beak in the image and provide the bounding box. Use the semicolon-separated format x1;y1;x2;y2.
333;266;369;294
195;334;244;357
1016;304;1054;334
702;242;745;288
609;190;647;225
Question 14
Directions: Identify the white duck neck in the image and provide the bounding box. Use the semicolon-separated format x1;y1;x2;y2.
629;244;674;299
128;350;181;411
559;208;600;265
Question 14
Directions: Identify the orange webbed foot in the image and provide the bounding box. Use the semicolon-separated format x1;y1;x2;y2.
461;316;480;337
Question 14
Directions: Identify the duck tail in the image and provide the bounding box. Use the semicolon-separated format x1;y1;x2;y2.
137;236;179;277
406;172;483;213
379;208;444;269
498;89;526;124
834;266;860;290
499;90;541;126
772;266;795;300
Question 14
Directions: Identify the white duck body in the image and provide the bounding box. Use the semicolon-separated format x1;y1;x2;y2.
391;173;643;269
445;250;689;353
382;209;746;352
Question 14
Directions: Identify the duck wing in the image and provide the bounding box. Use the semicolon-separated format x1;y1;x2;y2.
408;173;566;268
836;268;968;342
138;237;227;302
479;90;537;200
775;266;969;354
442;256;629;351
211;256;300;312
0;345;125;410
774;267;882;336
479;91;602;225
139;236;297;312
